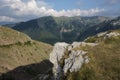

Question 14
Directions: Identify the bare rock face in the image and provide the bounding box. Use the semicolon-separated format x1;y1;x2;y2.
63;50;88;74
49;42;93;80
49;42;69;80
49;42;69;75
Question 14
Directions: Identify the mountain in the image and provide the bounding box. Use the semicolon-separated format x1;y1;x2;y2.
0;27;52;80
78;16;120;41
10;16;112;44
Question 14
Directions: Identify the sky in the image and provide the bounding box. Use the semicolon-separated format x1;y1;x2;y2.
0;0;120;22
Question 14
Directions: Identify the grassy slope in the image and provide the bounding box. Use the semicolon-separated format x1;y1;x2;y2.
0;27;31;45
68;30;120;80
0;27;52;73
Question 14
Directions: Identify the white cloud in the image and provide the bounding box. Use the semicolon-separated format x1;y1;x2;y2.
0;16;16;22
0;0;105;21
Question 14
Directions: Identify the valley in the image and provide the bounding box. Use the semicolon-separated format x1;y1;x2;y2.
5;16;120;44
0;0;120;80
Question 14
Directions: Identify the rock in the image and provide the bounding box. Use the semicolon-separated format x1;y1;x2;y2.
96;31;120;39
49;42;69;79
68;42;98;50
97;32;107;37
50;42;69;62
104;32;120;39
49;42;91;80
63;50;87;74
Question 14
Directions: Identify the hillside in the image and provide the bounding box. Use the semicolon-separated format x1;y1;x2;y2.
68;30;120;80
0;27;52;80
10;16;112;44
32;29;120;80
0;27;119;80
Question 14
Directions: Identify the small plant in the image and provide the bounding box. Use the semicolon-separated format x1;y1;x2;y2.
24;41;32;46
21;54;23;57
15;41;22;46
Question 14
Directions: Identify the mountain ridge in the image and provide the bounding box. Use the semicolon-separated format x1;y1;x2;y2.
7;16;116;44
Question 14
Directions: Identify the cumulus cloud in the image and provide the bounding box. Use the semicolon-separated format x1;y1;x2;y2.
0;0;105;21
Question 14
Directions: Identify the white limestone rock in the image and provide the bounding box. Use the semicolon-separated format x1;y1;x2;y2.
96;31;120;39
63;50;87;74
50;42;69;62
97;32;107;37
68;42;98;50
49;42;91;80
104;32;120;39
49;42;69;78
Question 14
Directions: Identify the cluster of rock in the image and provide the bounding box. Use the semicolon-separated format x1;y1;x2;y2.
69;42;98;49
104;32;120;39
49;42;97;80
97;32;107;37
97;31;120;39
112;20;120;26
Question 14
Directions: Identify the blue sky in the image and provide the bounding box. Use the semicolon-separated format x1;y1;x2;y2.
0;0;120;22
44;0;120;10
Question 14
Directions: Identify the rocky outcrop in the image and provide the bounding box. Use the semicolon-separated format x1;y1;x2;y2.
49;42;96;80
49;42;69;80
104;32;120;39
97;32;107;37
69;42;98;50
96;31;120;39
63;50;88;74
